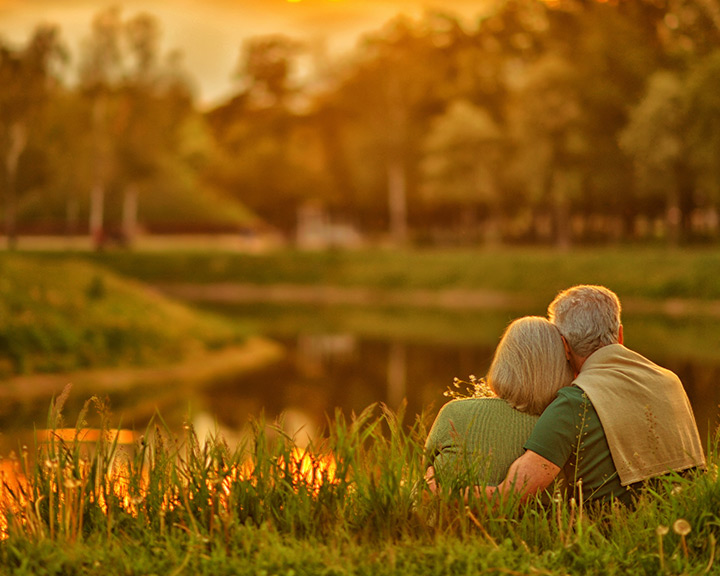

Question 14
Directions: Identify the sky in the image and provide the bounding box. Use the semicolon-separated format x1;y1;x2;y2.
0;0;491;106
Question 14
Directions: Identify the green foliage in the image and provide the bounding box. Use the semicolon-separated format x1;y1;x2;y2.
421;99;503;209
6;0;720;243
0;254;244;376
1;397;719;575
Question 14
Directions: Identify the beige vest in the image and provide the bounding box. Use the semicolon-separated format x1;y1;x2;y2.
575;344;706;486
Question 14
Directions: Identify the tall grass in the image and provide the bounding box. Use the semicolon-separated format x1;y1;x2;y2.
1;393;718;575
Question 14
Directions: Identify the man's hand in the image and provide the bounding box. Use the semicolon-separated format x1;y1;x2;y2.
425;465;437;494
427;450;559;504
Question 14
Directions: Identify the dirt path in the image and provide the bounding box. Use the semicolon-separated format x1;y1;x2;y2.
157;283;720;318
158;283;537;310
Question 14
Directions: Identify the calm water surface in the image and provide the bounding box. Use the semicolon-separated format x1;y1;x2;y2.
1;305;719;454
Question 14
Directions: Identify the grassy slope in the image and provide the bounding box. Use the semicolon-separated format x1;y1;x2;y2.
0;254;247;377
73;245;720;302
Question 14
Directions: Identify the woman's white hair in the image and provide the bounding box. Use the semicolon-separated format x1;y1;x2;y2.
486;316;574;415
547;284;621;358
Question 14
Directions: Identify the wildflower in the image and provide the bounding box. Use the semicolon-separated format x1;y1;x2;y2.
673;518;692;560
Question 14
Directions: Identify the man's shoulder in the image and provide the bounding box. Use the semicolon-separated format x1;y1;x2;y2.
550;385;588;406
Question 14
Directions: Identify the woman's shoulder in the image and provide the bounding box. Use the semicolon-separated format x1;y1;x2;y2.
438;396;520;418
431;396;538;444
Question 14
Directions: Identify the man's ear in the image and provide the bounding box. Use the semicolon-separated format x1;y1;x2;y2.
561;336;581;376
618;324;624;345
561;336;573;363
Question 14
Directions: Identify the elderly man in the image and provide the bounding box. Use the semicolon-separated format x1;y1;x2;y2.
482;285;706;505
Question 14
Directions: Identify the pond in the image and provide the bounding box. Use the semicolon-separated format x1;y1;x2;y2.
1;302;719;456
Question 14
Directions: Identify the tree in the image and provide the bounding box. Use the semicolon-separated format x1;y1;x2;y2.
115;12;164;243
333;16;449;243
0;25;66;248
78;6;123;248
684;49;720;233
205;34;333;233
508;52;585;248
240;35;302;108
421;99;504;243
619;70;688;243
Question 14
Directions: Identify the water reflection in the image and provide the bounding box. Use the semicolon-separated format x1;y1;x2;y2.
201;333;720;443
1;307;720;456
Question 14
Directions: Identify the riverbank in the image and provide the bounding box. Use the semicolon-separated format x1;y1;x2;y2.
0;336;283;455
50;244;720;305
0;254;251;378
0;336;282;402
157;281;720;319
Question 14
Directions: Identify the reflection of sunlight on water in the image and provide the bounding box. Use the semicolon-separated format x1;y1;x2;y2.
277;408;319;449
0;428;139;540
36;428;137;444
223;448;337;496
0;457;25;539
192;407;319;449
0;424;336;540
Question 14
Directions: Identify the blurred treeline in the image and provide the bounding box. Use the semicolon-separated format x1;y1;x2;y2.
2;0;720;248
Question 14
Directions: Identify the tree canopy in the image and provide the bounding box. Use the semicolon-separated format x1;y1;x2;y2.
2;0;720;247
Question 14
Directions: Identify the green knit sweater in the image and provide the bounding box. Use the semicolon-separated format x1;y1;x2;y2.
425;397;539;486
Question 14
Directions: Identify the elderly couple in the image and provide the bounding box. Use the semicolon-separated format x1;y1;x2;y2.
425;285;706;505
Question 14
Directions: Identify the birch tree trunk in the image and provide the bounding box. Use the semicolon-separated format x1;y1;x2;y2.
387;158;408;246
89;96;109;250
3;121;28;250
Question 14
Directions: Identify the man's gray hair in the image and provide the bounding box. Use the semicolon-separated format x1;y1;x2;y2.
548;285;622;358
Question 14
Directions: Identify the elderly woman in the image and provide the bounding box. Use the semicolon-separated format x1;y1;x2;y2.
425;316;573;490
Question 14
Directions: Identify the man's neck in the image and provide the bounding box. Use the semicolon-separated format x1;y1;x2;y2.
567;325;624;376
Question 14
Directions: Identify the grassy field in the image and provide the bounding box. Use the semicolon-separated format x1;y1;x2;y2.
1;399;717;575
0;254;248;378
60;245;720;304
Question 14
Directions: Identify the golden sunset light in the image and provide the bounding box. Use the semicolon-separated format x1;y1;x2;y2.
2;0;720;568
0;0;488;104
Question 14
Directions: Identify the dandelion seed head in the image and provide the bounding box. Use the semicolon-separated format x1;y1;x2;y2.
673;519;691;536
